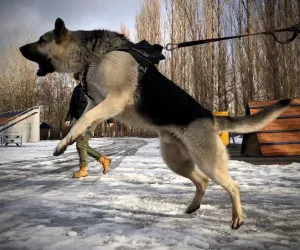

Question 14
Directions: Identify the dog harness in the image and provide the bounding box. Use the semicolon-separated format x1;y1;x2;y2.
82;71;94;100
116;40;165;73
116;40;166;83
83;40;165;100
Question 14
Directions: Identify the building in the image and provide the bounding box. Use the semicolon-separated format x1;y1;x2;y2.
0;107;40;146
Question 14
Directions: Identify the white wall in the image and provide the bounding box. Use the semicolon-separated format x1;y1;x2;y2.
0;107;40;144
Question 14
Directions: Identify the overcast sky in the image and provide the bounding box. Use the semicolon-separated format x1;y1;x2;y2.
0;0;143;46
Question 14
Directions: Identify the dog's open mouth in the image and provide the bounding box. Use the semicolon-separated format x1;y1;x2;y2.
19;45;55;77
37;59;55;76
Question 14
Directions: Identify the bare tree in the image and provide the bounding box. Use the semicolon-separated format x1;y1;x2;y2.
135;0;300;117
2;1;299;139
0;30;38;112
119;22;131;40
135;0;161;44
38;73;74;138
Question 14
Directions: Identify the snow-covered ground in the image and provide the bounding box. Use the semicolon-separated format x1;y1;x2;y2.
0;137;299;250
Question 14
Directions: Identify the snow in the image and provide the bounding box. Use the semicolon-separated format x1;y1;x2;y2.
0;139;113;164
0;137;299;250
230;135;244;145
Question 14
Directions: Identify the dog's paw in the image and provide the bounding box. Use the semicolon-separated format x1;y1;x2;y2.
53;141;68;156
185;203;200;214
230;217;244;230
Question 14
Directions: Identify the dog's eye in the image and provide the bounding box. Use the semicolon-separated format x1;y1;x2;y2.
38;37;47;44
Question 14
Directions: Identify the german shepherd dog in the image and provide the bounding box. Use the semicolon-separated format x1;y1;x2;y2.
20;18;291;229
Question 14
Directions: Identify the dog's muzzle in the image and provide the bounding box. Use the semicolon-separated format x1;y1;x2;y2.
19;44;55;76
20;44;39;62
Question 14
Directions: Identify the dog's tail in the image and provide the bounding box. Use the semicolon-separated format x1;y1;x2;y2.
215;99;291;133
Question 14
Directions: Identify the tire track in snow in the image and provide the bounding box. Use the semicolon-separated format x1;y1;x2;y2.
0;138;147;198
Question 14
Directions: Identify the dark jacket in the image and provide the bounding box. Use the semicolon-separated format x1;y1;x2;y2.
65;83;87;121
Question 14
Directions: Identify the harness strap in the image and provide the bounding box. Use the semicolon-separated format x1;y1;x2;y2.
82;71;94;101
117;40;165;69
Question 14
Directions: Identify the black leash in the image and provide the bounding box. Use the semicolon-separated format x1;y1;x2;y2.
112;22;300;77
165;22;300;51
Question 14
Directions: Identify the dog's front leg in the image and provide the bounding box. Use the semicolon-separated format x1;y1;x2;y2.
53;94;129;156
52;99;95;156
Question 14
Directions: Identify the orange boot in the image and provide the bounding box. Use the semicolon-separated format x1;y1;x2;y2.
99;155;112;175
73;166;88;178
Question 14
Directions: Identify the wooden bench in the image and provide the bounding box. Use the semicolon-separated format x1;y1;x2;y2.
242;99;300;156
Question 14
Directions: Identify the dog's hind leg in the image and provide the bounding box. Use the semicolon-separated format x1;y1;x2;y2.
183;123;243;229
208;154;243;230
159;132;209;214
212;161;243;230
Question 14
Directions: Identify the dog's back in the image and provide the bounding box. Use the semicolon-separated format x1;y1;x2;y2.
134;66;213;126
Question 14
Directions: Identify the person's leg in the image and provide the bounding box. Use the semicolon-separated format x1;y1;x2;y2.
85;131;112;175
99;154;112;174
73;135;89;178
86;146;112;174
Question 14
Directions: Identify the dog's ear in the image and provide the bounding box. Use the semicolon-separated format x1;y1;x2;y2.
54;18;67;43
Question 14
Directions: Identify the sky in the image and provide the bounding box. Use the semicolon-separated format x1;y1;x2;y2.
0;0;143;46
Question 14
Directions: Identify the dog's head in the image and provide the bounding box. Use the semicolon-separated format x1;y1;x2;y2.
20;18;81;76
